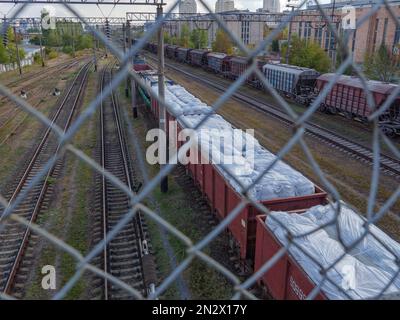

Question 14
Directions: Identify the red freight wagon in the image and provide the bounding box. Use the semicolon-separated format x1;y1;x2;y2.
185;144;327;268
221;56;233;76
254;215;327;300
316;74;399;121
133;63;151;72
189;49;209;67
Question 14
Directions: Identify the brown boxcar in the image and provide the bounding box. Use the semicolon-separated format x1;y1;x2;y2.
229;56;268;88
316;74;399;121
254;215;327;300
177;47;192;63
189;49;209;67
206;52;227;73
165;45;179;60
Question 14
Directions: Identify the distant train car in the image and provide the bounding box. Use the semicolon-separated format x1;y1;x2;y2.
221;56;233;76
165;45;179;60
206;52;227;73
262;63;320;105
189;49;209;67
230;56;267;88
133;56;151;72
146;42;158;54
177;47;192;63
316;74;400;136
142;41;400;137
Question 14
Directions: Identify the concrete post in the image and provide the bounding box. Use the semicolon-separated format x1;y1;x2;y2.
157;5;168;193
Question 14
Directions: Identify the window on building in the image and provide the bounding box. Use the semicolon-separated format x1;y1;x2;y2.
351;29;357;53
372;18;379;52
304;21;312;42
382;18;388;45
298;22;302;38
393;18;400;51
315;27;323;45
241;20;250;45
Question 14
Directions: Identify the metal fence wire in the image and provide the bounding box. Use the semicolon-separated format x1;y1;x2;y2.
0;0;400;300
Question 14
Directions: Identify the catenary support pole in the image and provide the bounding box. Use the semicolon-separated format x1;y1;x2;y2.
13;26;22;75
157;5;168;193
285;6;294;65
127;21;137;118
39;24;45;67
123;23;129;97
92;29;97;72
71;24;75;58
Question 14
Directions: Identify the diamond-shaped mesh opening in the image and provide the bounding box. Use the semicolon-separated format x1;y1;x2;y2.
0;0;399;300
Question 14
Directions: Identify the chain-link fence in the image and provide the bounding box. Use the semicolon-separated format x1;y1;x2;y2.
0;0;400;300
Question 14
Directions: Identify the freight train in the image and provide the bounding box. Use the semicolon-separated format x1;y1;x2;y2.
133;62;400;300
139;41;400;137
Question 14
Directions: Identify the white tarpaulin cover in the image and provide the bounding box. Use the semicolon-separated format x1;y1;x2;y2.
266;203;400;299
150;81;315;201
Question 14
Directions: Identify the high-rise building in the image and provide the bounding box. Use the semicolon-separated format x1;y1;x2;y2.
263;0;280;13
215;0;235;13
179;0;197;14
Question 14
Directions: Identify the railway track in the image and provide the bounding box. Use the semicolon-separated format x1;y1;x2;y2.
0;59;82;121
1;58;80;89
145;55;400;179
0;61;88;147
98;63;156;299
0;61;91;296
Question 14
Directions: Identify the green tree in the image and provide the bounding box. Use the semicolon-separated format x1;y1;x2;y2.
364;44;398;82
76;34;93;50
7;45;25;63
179;23;191;48
271;39;280;53
164;31;171;44
281;35;331;73
0;40;9;63
211;28;234;54
0;26;25;64
190;29;208;49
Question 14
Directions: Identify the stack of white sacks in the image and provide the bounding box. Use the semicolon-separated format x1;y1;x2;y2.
152;82;315;201
266;203;400;299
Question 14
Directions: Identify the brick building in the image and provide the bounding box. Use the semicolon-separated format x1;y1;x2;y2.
164;11;283;47
294;0;400;64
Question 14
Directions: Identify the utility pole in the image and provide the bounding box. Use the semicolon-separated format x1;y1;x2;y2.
92;29;97;72
126;20;137;118
39;23;45;67
104;19;110;58
123;23;129;97
285;4;295;64
13;26;22;75
157;5;168;193
71;24;75;58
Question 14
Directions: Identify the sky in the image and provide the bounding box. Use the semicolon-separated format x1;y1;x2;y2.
0;0;294;19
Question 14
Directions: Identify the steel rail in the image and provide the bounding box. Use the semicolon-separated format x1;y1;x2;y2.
100;63;148;299
0;61;92;294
